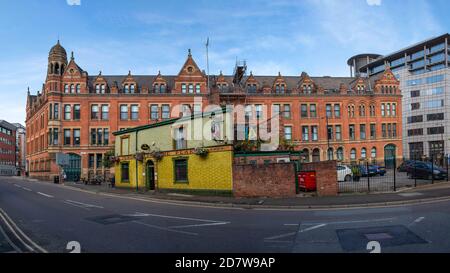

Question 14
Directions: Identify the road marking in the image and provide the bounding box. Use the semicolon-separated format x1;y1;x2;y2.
303;217;396;226
21;187;32;192
264;232;296;241
0;208;47;253
63;201;90;210
65;200;103;209
14;184;22;188
124;212;224;224
409;216;425;227
169;222;230;229
132;221;198;236
0;224;22;252
299;224;327;233
37;192;54;198
284;224;299;226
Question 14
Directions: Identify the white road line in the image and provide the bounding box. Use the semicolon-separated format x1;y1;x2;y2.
169;222;230;229
124;212;223;223
264;232;296;241
132;221;198;236
299;224;327;233
14;184;22;188
284;224;299;226
21;187;32;192
409;216;425;226
0;208;47;253
65;200;103;209
0;224;22;253
37;192;54;198
63;201;90;210
304;217;396;226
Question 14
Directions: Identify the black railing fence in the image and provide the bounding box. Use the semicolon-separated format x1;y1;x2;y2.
337;153;449;194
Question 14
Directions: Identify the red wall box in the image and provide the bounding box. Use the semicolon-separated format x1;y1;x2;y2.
298;171;317;191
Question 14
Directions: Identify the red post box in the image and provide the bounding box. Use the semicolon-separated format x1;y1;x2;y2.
298;171;317;191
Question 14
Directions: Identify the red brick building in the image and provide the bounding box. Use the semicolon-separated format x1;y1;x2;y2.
26;41;402;181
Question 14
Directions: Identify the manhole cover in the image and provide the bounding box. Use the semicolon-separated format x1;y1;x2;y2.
336;225;427;251
87;214;138;225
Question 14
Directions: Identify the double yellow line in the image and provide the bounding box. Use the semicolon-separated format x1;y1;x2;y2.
0;208;47;253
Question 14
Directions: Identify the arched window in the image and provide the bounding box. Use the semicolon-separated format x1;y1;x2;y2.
359;104;366;117
64;84;69;93
361;148;367;159
327;148;334;161
389;86;393;94
350;148;357;160
195;83;201;93
337;147;344;161
371;147;377;158
301;149;310;163
392;103;396;116
76;84;81;93
70;84;75;93
370;104;376;117
312;148;320;162
381;86;385;94
188;84;194;93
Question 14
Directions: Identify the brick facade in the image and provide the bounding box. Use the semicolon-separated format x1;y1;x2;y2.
301;161;338;197
0;120;17;176
25;41;403;181
233;163;297;198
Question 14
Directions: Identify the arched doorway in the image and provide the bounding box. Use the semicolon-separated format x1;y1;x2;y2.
64;153;81;181
146;160;155;190
384;144;396;169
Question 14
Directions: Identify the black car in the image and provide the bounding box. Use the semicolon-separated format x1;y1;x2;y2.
406;161;448;180
397;160;419;172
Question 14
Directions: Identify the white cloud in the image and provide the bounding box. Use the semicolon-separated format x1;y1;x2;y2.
366;0;382;6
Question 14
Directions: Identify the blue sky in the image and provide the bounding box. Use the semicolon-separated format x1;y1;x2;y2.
0;0;448;124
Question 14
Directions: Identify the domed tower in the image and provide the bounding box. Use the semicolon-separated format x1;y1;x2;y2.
45;40;68;93
48;40;68;76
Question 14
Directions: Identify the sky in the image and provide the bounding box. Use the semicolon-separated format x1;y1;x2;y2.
0;0;448;124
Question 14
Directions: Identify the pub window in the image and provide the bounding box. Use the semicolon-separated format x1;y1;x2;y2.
121;162;130;182
96;154;103;169
88;154;95;168
174;159;188;183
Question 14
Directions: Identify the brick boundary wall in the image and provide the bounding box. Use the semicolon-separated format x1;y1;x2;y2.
233;163;297;198
300;161;338;197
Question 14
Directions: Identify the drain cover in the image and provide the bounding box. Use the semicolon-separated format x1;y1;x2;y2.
87;214;138;225
336;225;427;251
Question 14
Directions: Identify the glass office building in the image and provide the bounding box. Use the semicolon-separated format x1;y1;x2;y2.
352;34;450;162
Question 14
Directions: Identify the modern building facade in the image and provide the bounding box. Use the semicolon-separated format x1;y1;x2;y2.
0;120;17;176
356;33;450;163
26;41;403;181
13;123;26;175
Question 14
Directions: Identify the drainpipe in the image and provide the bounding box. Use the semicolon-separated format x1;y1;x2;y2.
135;130;139;192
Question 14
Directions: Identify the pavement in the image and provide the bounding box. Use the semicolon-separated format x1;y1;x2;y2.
1;175;450;253
39;177;450;209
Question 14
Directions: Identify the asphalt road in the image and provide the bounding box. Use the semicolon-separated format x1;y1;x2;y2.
1;176;450;253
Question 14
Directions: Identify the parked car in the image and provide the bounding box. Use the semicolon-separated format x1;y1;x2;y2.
337;165;353;182
397;160;419;172
358;165;387;177
406;161;448;180
372;165;386;176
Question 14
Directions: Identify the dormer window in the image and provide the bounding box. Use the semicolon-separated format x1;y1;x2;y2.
154;84;159;93
130;84;135;93
124;84;129;93
303;84;312;94
160;84;166;93
95;84;100;94
275;84;285;94
100;84;105;94
218;84;228;93
247;84;257;93
76;84;81;93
